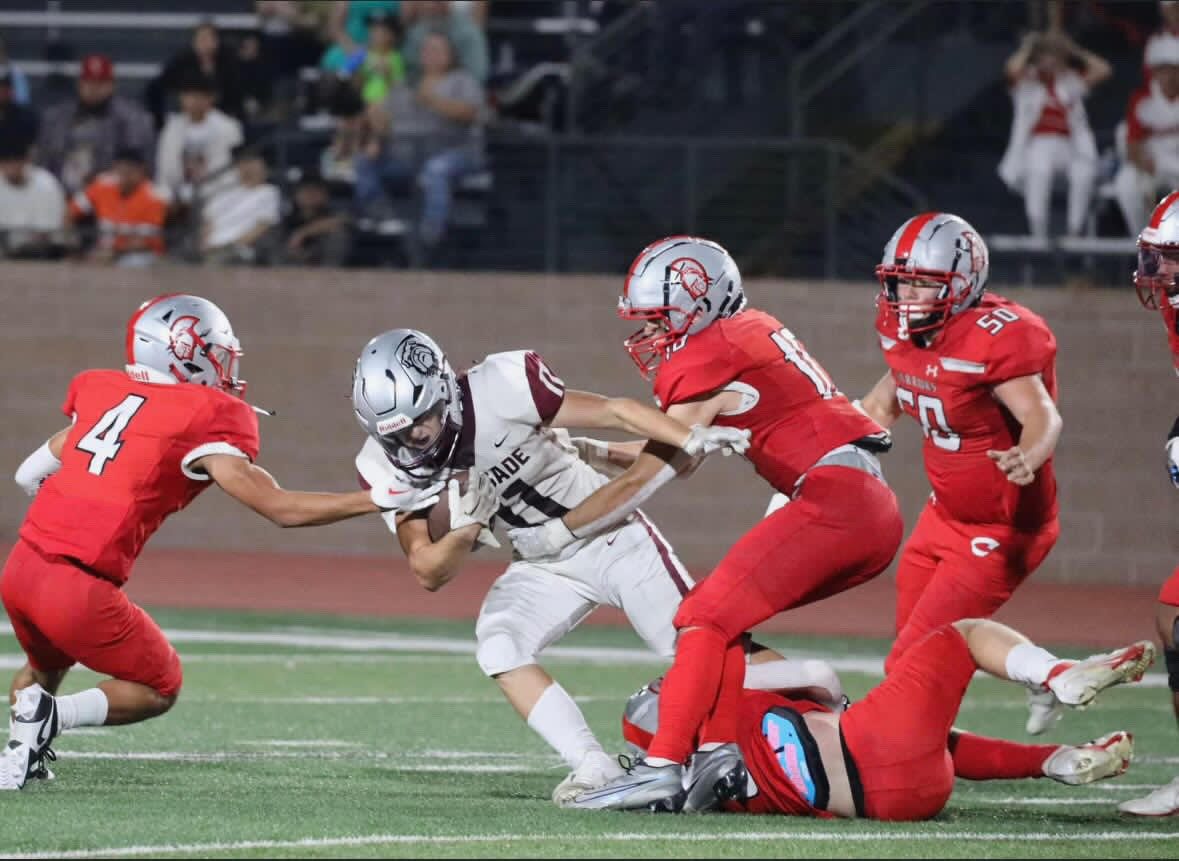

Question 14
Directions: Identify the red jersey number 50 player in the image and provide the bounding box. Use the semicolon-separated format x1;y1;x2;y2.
858;212;1064;735
1;294;376;790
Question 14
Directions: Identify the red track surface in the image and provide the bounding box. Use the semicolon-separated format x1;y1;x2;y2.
47;546;1159;649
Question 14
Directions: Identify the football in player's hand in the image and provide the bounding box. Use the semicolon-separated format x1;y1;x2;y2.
426;471;468;543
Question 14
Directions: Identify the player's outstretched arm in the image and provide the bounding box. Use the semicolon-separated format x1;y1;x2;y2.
987;374;1062;486
14;427;70;496
394;513;480;592
198;453;378;527
857;372;903;429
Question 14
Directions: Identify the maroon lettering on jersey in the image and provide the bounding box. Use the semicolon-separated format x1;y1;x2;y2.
652;309;884;492
879;293;1058;528
20;369;259;584
524;351;565;423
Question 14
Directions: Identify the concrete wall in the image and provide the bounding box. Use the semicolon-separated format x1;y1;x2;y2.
1;263;1174;585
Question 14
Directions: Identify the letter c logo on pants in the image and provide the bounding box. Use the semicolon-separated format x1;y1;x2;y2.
970;536;1000;558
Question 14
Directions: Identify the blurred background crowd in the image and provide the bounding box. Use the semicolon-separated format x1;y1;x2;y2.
0;0;1173;281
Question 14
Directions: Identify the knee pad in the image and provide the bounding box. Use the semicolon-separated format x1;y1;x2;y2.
475;631;533;677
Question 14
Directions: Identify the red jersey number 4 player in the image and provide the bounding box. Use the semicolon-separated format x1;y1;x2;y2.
509;237;904;813
1120;190;1179;816
1;294;376;790
858;212;1065;736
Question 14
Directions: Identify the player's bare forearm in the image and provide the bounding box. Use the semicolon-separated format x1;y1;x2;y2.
395;515;480;591
200;454;379;527
47;427;70;458
552;390;696;450
993;374;1062;473
859;372;902;429
560;445;682;534
605;440;646;469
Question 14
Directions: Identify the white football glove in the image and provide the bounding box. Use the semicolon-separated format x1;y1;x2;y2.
356;438;443;513
681;424;751;458
1167;436;1179;489
551;427;624;478
449;469;499;531
507;517;577;561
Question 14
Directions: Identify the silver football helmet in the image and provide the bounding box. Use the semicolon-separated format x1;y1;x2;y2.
125;293;245;394
618;236;746;378
621;678;662;759
351;328;462;476
875;212;989;342
1135;190;1179;310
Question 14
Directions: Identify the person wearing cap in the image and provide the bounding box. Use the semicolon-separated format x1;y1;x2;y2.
0;138;66;260
36;53;155;197
1116;34;1179;233
997;30;1110;239
67;147;169;266
0;62;38;155
155;73;244;204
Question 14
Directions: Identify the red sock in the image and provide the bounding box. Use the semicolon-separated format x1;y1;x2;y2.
698;640;746;746
948;730;1057;780
647;627;727;764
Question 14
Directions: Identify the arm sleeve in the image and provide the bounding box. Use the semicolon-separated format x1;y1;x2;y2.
983;318;1057;383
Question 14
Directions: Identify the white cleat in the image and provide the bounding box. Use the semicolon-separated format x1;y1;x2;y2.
1047;641;1155;709
1025;688;1064;735
0;742;35;791
552;750;626;807
1119;776;1179;817
1042;731;1133;786
10;684;59;759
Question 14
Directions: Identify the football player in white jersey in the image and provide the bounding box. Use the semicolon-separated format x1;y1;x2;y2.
351;329;822;805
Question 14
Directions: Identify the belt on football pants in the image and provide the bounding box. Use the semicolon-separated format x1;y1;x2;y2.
839;726;868;818
793;443;885;496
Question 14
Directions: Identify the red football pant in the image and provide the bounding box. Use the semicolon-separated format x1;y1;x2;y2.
1159;562;1179;607
886;501;1059;673
647;466;903;764
1;540;183;698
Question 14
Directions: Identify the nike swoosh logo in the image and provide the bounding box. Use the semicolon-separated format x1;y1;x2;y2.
606;534;618;546
36;721;52;748
493;433;510;447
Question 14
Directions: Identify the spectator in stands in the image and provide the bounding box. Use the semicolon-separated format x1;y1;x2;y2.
0;63;38;155
67;147;168;267
321;1;401;75
401;0;489;85
998;30;1110;238
0;138;65;260
1116;35;1179;234
255;1;334;78
1145;1;1179;82
345;12;406;105
0;36;30;105
321;83;368;183
281;173;352;265
200;145;281;265
156;74;244;205
237;31;278;122
36;54;155;197
145;21;244;128
356;31;486;248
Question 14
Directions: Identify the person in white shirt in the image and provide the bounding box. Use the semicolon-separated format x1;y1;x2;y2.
201;146;280;264
155;73;243;204
997;30;1110;238
1116;35;1179;234
0;140;66;259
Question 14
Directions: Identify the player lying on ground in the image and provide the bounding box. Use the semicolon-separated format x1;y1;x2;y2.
858;212;1065;737
351;328;820;805
1121;189;1179;816
507;236;903;812
584;618;1153;818
2;294;379;791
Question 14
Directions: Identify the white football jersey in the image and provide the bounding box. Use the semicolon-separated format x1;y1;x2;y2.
356;350;610;531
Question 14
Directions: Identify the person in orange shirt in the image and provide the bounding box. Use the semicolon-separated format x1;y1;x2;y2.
68;147;168;265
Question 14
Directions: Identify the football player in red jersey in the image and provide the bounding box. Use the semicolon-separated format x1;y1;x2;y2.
857;212;1065;736
508;236;904;812
1120;190;1179;816
615;621;1149;819
1;294;378;790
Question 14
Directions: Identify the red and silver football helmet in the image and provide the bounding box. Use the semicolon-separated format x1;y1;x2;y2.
875;212;989;342
1135;190;1179;310
618;236;746;378
125;294;245;394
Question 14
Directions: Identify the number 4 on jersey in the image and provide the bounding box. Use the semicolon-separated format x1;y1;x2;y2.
76;395;147;475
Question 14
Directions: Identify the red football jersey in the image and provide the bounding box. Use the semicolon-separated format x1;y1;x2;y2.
653;309;884;492
1158;302;1179;377
878;293;1058;529
19;369;260;584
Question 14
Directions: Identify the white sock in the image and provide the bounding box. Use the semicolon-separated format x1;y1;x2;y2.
56;689;109;731
1005;643;1060;689
526;682;602;770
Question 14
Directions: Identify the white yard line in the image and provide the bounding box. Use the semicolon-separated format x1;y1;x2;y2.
53;751;534;771
7;830;1179;859
970;797;1111;806
238;740;364;748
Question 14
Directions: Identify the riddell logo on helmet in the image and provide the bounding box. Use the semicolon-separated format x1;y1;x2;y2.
376;414;412;436
127;367;151;382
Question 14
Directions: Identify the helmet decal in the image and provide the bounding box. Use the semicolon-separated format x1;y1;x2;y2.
665;257;711;301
